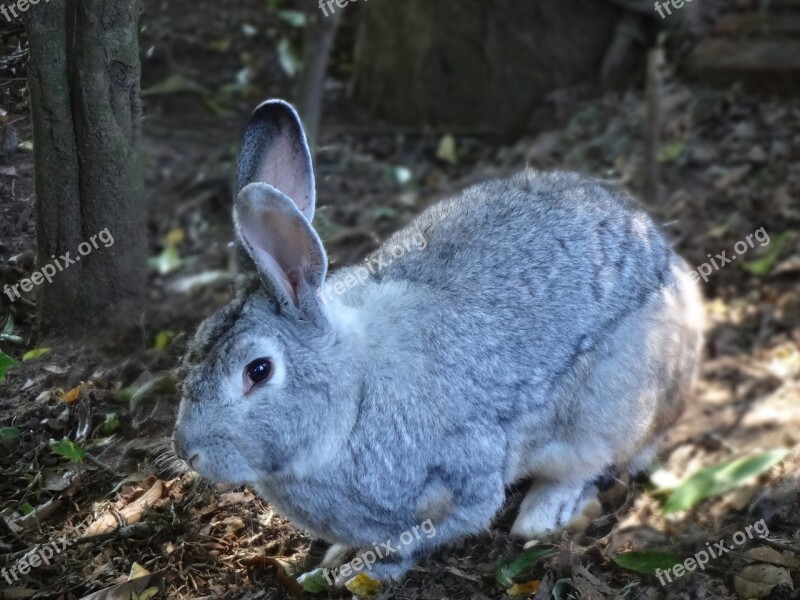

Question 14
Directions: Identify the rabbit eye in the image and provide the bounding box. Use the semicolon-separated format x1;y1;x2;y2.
244;358;273;388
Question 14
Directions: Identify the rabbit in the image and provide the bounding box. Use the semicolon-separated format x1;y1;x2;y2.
172;99;704;583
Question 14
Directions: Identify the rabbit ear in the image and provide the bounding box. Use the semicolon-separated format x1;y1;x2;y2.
235;182;327;320
236;99;316;222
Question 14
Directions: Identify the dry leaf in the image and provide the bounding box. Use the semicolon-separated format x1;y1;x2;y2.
77;569;165;600
345;572;382;596
507;580;541;595
129;562;150;580
734;563;793;599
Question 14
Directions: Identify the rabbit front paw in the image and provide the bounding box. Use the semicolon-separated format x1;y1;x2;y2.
327;552;413;587
510;479;601;539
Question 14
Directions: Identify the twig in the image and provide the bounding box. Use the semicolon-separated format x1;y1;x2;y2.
759;537;800;554
71;521;161;546
643;45;663;203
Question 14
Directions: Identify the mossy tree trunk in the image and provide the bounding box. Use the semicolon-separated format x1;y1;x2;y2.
26;0;145;335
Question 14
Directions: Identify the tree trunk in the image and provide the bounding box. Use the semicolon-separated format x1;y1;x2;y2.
351;0;661;135
295;5;344;150
26;0;145;335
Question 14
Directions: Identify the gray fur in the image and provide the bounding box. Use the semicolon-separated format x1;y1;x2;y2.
173;100;704;582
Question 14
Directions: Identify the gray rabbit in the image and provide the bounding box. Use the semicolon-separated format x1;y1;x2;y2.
172;100;704;583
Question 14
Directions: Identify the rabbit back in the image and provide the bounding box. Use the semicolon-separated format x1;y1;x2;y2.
329;170;702;485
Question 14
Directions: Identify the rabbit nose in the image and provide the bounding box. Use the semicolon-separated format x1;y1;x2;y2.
172;433;199;468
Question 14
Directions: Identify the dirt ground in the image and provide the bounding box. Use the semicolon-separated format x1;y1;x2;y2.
1;1;799;599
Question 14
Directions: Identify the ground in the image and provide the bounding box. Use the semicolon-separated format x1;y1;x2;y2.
0;1;799;599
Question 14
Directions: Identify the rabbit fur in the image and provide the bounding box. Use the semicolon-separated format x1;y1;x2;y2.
172;99;704;582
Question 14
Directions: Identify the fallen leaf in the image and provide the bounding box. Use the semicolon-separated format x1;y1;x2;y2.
507;580;541;595
734;563;793;599
662;450;789;513
0;350;17;382
50;438;86;463
148;244;182;275
22;348;51;361
277;37;301;77
99;413;120;435
658;140;685;163
277;9;306;26
77;569;166;600
297;568;331;593
741;231;795;277
63;384;88;405
129;374;177;411
0;427;21;441
129;563;150;580
436;134;458;165
496;547;554;588
345;572;382;596
613;550;681;575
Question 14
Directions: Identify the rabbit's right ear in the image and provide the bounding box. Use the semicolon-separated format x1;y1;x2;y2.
236;99;315;221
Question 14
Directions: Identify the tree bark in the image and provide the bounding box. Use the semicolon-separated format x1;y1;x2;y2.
295;5;344;150
26;0;145;335
351;0;658;135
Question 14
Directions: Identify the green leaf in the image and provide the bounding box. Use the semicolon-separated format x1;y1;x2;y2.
277;9;307;26
0;427;21;441
613;550;681;575
2;313;14;335
147;243;182;275
114;387;137;406
662;450;789;514
18;140;33;151
297;568;332;593
496;547;554;588
0;350;17;382
100;413;120;435
277;37;301;77
142;74;208;97
741;231;794;276
552;578;577;600
50;438;86;463
436;134;458;165
658;140;685;163
153;331;173;351
22;348;51;361
129;373;178;411
20;502;34;515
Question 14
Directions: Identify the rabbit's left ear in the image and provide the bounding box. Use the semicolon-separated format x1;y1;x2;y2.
235;183;327;320
236;99;316;222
